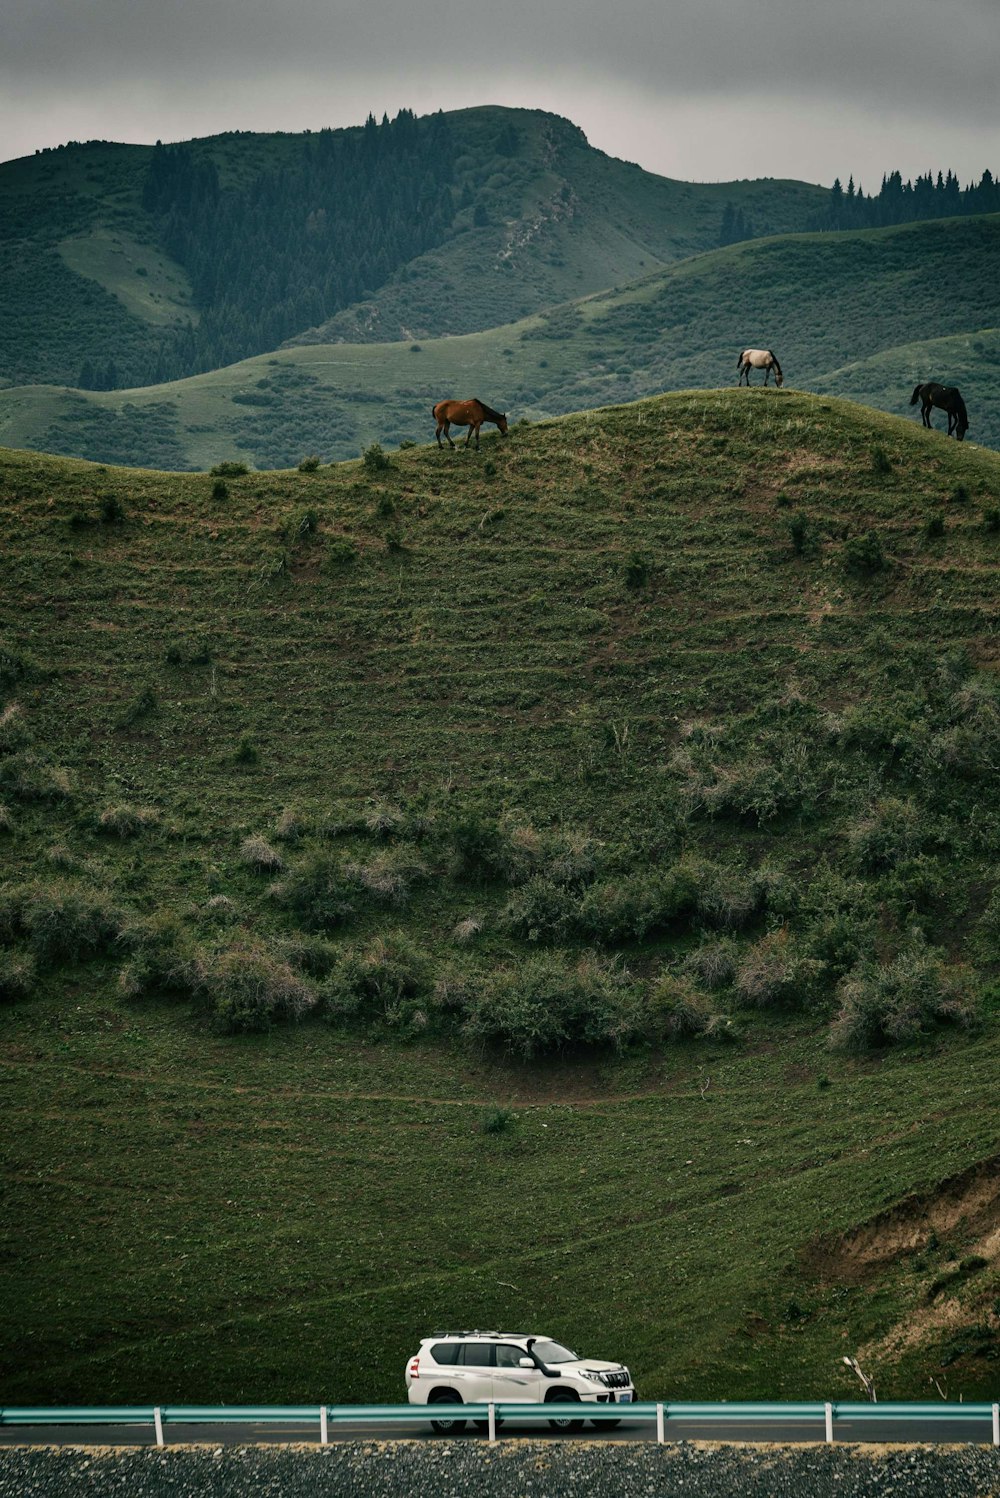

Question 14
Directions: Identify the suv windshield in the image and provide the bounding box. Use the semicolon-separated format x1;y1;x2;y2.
531;1340;577;1364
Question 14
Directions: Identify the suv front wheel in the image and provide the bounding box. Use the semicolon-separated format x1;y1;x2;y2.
545;1388;584;1432
428;1389;466;1434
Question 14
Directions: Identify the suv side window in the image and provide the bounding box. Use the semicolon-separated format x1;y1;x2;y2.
459;1342;493;1366
431;1343;460;1365
495;1345;525;1368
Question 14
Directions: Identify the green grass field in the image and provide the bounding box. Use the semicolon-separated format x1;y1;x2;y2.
1;388;999;1403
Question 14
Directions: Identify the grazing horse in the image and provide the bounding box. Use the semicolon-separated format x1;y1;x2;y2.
737;348;783;387
433;398;508;450
909;382;969;440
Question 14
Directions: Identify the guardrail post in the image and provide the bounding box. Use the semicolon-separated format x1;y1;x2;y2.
656;1402;665;1444
824;1402;833;1444
488;1403;497;1443
320;1405;328;1445
153;1408;164;1448
993;1403;999;1447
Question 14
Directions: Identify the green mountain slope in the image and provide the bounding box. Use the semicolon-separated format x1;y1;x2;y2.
4;214;999;469
0;108;827;393
1;390;999;1402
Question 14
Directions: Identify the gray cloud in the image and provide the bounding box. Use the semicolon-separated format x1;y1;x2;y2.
1;0;998;182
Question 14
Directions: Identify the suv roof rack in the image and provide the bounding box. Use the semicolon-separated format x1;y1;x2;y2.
427;1330;532;1339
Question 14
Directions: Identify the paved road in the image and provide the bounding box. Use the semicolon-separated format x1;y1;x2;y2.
2;1416;996;1446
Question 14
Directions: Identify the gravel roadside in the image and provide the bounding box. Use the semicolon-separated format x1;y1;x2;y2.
2;1442;1000;1497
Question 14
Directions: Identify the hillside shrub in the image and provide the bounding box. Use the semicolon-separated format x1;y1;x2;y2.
452;915;483;944
682;939;738;989
645;974;729;1040
276;853;356;930
210;461;249;477
297;455;321;473
100;494;125;524
0;751;71;803
733;929;827;1010
577;865;699;944
983;508;1000;533
479;1106;517;1135
273;807;307;843
116;687;157;729
624;551;652;588
97;804;160;838
0;804;13;835
843;530;888;575
830;943;978;1050
194;942;317;1033
23;882;122;965
276;934;339;979
847;798;927;873
211;478;229;500
788;511;816;556
233;737;259;765
240;835;283;872
323;538;358;570
362;442;393;474
0;703;30;754
117;914;196;1001
342;847;427;905
464;951;644;1058
500;876;577;941
323;934;429;1030
923;514;945;541
0;949;36;1003
870;446;893;476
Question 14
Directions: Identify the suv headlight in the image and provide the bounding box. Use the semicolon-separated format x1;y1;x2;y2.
580;1370;604;1383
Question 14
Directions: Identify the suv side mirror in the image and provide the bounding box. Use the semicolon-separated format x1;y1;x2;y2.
518;1357;534;1369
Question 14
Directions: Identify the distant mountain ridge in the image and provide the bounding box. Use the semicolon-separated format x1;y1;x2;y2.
1;106;828;391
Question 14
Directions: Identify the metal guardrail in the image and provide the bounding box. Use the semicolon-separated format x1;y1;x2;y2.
1;1401;998;1446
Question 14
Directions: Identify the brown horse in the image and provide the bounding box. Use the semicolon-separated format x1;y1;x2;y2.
433;398;508;450
909;382;969;440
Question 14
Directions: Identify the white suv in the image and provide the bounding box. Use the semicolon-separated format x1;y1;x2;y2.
404;1330;636;1431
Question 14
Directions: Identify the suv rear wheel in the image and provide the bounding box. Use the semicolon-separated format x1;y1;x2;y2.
545;1388;584;1432
428;1389;466;1434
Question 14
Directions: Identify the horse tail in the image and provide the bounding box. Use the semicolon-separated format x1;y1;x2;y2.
909;384;923;406
737;351;745;368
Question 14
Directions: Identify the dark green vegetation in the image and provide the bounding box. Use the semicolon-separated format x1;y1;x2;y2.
0;107;826;393
5;213;999;469
1;390;998;1402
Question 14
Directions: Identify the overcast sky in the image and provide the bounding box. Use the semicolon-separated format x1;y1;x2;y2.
2;0;998;187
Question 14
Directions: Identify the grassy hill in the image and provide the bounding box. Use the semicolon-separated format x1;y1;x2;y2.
0;108;827;393
1;389;999;1405
4;214;999;469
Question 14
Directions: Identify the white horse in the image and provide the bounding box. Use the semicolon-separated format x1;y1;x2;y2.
737;348;783;387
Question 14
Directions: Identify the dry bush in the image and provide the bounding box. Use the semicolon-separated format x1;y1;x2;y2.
0;949;36;1002
273;807;308;842
452;915;483;944
682;939;738;990
240;835;283;872
0;804;13;835
97;804;160;838
0;703;30;754
733;928;826;1010
830;944;979;1050
463;950;644;1059
23;881;122;965
193;941;317;1032
343;847;427;905
646;973;730;1040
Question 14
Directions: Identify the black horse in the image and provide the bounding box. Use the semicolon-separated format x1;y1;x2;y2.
909;382;969;441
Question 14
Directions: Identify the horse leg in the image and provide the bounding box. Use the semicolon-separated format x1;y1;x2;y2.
921;403;932;429
764;367;771;386
474;423;481;450
435;423;443;448
442;422;455;449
